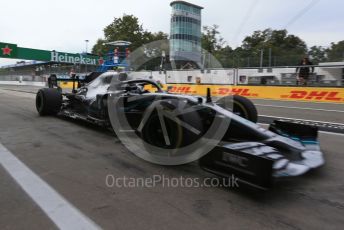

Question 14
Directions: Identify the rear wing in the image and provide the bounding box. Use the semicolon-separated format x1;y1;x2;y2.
48;72;102;92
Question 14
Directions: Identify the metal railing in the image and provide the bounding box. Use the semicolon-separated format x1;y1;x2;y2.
235;64;344;87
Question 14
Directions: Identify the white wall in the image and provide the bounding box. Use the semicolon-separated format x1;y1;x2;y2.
165;69;235;84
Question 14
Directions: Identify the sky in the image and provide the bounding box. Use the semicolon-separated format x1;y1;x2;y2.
1;0;343;66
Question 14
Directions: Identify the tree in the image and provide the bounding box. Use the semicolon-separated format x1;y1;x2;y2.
92;38;107;56
201;25;225;54
92;14;168;55
201;25;233;68
308;46;327;64
242;29;307;53
215;45;233;68
240;28;307;66
326;41;344;62
147;31;169;42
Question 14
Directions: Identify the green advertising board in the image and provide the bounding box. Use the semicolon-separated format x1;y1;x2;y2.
0;42;100;65
0;42;18;58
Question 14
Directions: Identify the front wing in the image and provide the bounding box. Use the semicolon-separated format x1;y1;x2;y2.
199;121;325;190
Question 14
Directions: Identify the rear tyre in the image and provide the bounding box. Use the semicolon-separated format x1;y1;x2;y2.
36;88;62;116
217;95;258;123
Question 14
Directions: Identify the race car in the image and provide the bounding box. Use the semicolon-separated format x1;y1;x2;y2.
35;72;325;189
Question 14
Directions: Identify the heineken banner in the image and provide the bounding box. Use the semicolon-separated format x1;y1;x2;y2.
0;42;100;65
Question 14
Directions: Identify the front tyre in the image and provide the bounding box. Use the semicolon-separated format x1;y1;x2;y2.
36;88;62;116
217;95;258;123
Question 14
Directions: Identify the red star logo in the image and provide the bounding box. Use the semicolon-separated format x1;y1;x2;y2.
1;45;12;56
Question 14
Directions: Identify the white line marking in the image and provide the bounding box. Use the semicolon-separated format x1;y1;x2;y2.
318;131;344;137
255;104;344;113
259;115;344;126
0;143;101;230
258;123;344;137
251;98;344;105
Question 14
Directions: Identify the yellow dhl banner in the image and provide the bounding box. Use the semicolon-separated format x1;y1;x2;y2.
60;81;344;103
165;84;344;103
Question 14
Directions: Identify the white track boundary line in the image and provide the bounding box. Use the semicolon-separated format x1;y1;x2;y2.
255;104;344;113
258;123;344;137
251;98;344;105
318;131;344;137
259;115;344;126
0;143;101;230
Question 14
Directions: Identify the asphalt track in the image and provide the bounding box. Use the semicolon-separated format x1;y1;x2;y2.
0;85;343;230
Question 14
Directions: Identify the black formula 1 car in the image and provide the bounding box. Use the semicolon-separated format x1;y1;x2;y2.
36;72;324;189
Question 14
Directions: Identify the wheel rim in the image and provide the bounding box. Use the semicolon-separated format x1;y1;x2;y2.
233;101;249;119
141;113;183;149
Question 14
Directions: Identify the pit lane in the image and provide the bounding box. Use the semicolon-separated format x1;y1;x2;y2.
0;85;343;230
